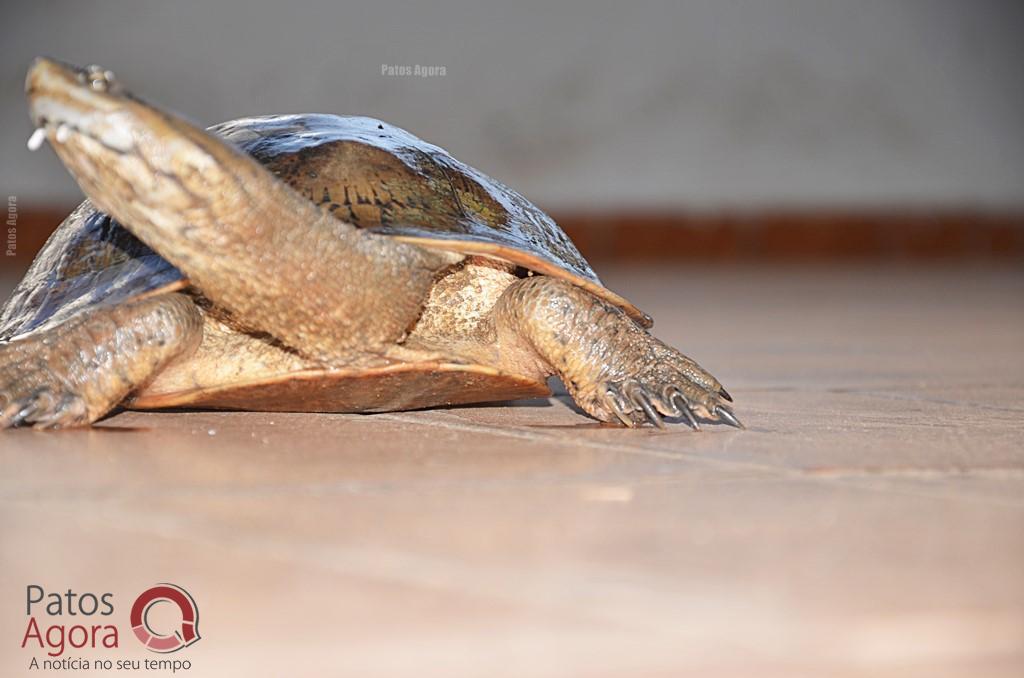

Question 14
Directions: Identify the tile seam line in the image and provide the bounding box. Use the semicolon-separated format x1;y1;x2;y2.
722;386;1024;414
375;412;762;469
849;390;1024;414
375;413;1024;507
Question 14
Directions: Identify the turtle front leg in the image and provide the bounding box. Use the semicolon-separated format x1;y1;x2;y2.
493;277;740;429
0;294;201;429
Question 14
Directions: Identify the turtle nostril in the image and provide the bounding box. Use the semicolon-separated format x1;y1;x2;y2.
80;64;115;92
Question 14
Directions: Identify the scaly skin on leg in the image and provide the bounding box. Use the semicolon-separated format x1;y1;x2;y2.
493;277;740;429
0;294;202;429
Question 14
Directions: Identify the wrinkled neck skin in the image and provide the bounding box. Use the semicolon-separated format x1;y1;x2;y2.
25;58;457;360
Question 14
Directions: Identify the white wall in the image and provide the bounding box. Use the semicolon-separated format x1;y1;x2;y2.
2;0;1022;209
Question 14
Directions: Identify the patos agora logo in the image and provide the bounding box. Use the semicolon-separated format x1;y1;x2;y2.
22;583;200;659
130;584;201;652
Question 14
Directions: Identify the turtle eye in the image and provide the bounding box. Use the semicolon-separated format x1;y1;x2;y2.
79;65;115;92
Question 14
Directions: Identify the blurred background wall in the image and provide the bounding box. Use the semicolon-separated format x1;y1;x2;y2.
2;0;1023;264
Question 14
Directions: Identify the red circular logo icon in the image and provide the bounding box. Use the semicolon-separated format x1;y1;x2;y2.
130;584;200;653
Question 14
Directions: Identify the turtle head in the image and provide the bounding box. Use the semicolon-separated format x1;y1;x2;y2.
26;58;134;154
25;57;245;224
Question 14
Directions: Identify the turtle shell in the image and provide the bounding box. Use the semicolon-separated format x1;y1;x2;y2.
0;114;648;342
0;201;185;341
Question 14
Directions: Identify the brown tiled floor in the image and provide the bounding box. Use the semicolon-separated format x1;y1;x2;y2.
1;266;1023;677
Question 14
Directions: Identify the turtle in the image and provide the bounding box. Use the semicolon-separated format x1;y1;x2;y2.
0;58;742;431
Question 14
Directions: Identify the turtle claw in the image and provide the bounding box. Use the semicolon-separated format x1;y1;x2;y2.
602;379;719;431
603;383;669;428
638;397;664;429
0;384;89;430
1;391;40;428
715;406;745;430
0;347;91;430
623;381;665;429
18;391;53;425
605;389;636;427
0;388;42;428
668;390;701;431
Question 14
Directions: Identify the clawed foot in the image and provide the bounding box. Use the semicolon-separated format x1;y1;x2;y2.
593;343;742;430
497;276;743;431
602;377;741;430
0;344;90;430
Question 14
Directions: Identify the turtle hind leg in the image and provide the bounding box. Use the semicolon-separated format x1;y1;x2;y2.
27;58;457;362
0;294;202;430
492;277;740;429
